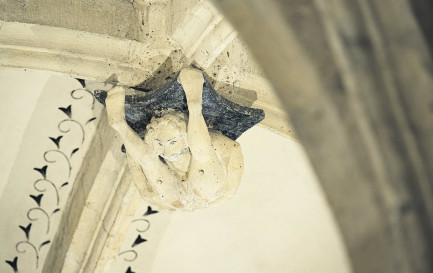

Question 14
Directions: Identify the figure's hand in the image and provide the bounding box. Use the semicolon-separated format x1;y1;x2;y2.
105;86;127;130
178;68;204;110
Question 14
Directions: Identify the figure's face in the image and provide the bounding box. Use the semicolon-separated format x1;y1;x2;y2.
149;124;188;161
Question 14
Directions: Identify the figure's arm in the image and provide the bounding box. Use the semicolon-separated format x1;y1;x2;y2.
105;86;159;171
178;68;214;158
178;68;225;199
107;87;185;209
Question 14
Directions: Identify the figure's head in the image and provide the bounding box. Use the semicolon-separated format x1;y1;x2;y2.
144;110;189;161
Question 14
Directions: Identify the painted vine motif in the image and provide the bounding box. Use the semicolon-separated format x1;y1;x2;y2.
5;79;97;273
118;206;159;273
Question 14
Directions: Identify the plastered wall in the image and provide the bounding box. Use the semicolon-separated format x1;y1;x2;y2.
1;69;351;273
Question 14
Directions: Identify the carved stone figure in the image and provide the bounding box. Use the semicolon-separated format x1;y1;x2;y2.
105;68;245;210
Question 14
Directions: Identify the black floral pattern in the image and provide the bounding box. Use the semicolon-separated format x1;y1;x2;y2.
118;206;158;273
5;79;98;272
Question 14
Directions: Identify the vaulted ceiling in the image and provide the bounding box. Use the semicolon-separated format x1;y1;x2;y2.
0;0;294;139
0;1;353;273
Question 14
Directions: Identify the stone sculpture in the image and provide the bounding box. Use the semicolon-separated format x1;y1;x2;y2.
101;67;264;210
